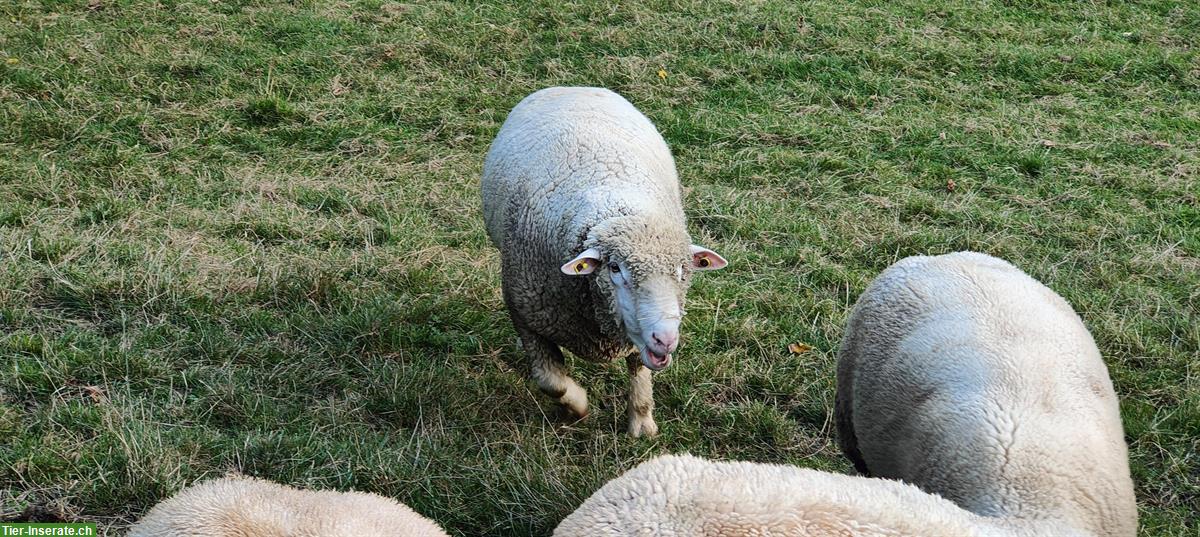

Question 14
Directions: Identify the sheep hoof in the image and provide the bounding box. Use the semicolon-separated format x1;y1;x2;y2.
627;415;659;438
555;403;589;421
558;384;589;419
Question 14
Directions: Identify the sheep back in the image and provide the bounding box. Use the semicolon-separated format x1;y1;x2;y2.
554;454;1001;537
127;476;449;537
836;251;1136;537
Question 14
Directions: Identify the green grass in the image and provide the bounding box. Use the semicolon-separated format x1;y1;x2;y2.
0;0;1196;534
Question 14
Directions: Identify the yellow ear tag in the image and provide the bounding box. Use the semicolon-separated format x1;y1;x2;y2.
576;261;588;273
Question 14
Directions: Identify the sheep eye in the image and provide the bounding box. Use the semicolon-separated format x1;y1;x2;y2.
608;262;621;273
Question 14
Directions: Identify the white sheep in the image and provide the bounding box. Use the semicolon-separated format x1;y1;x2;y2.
127;476;449;537
554;454;1030;537
836;251;1137;537
481;87;727;437
556;252;1135;537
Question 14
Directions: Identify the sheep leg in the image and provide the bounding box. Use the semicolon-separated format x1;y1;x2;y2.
626;355;658;437
520;329;589;419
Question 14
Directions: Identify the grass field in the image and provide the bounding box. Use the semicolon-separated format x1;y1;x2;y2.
1;0;1197;534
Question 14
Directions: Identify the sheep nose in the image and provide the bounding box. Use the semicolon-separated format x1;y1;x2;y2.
652;331;679;353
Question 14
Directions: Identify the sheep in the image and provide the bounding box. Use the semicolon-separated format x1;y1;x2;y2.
481;87;727;437
553;454;1029;537
556;252;1135;537
127;476;449;537
836;251;1137;537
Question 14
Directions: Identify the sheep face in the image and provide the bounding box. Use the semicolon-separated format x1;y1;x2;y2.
561;216;726;370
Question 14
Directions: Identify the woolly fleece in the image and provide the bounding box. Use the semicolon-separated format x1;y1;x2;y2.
553;454;1028;537
835;251;1137;537
127;476;449;537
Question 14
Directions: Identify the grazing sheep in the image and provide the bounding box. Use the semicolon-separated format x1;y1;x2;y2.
554;454;1031;537
128;476;449;537
836;251;1137;537
481;87;727;436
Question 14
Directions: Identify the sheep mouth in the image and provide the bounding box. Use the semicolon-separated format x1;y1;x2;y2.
641;348;672;371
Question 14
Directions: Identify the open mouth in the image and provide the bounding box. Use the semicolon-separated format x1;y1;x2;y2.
640;348;673;371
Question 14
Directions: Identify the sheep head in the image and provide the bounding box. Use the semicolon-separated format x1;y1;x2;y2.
561;215;726;371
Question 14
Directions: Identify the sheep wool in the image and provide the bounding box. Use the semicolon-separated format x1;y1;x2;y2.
481;87;726;436
836;251;1137;537
127;476;449;537
553;454;1022;537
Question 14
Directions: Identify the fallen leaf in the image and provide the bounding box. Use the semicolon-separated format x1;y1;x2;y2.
83;385;107;403
788;342;813;354
946;178;957;192
657;69;667;80
331;75;350;96
1040;139;1058;148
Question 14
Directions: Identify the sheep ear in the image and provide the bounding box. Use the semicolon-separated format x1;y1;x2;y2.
561;248;601;275
690;245;727;271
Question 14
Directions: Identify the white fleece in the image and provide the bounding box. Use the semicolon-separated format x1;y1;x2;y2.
127;476;449;537
553;454;1035;537
835;251;1137;537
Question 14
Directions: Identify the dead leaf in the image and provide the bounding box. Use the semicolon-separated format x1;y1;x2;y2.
331;75;350;97
1040;139;1058;148
946;179;956;192
788;343;813;354
657;69;667;80
864;194;895;209
83;385;107;403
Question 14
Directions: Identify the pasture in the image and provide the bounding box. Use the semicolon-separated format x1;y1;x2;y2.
1;1;1196;535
